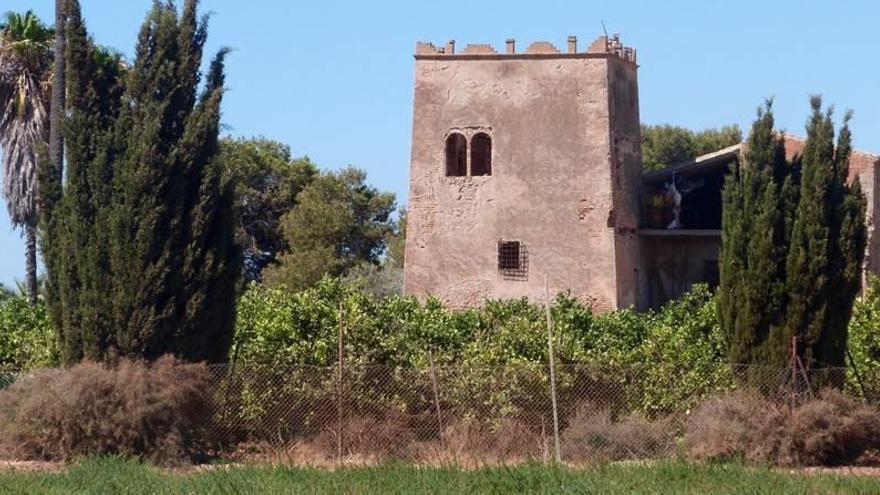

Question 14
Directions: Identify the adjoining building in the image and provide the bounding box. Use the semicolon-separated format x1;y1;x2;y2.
641;138;879;309
403;35;880;310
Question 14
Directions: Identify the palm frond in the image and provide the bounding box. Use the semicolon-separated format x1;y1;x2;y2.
0;11;54;44
0;10;52;228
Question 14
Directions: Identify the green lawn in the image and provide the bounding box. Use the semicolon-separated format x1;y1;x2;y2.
1;458;879;494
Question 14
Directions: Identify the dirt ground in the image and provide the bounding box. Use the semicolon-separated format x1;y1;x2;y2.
793;467;880;477
4;457;880;477
0;460;63;473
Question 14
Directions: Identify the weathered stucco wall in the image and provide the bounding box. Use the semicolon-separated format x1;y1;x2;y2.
403;38;641;309
850;151;880;278
607;57;643;309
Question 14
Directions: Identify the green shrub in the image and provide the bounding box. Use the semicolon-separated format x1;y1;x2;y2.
342;262;403;299
847;276;880;398
232;278;725;419
617;286;734;415
0;296;58;371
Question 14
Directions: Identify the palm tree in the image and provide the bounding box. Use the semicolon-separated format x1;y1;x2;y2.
0;11;53;304
0;282;14;302
0;276;43;302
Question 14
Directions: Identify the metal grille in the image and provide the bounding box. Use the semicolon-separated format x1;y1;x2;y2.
498;240;528;281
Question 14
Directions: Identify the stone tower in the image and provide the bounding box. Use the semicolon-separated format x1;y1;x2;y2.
404;35;642;310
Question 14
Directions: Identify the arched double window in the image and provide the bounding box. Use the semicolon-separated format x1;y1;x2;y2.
445;133;467;176
444;132;493;177
470;133;492;176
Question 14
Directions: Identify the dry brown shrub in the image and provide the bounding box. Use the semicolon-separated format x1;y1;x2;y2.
232;417;540;467
0;356;210;465
309;413;417;462
684;390;779;462
229;419;418;468
685;389;880;466
781;389;880;466
226;440;337;468
561;403;676;462
412;418;541;466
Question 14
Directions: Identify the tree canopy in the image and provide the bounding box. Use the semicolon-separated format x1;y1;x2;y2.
263;167;396;292
219;137;317;281
719;98;866;371
40;0;239;364
342;208;406;298
0;10;54;303
641;124;742;171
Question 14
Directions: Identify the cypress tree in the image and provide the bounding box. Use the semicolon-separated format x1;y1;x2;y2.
720;97;866;371
720;101;789;365
39;0;124;361
39;0;239;364
784;97;866;368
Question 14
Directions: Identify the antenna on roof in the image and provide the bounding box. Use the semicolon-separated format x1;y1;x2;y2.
601;20;608;39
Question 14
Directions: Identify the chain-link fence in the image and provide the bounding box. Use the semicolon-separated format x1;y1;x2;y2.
1;361;875;465
182;361;869;465
0;372;17;391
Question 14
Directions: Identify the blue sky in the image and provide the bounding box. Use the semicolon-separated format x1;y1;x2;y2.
1;0;878;287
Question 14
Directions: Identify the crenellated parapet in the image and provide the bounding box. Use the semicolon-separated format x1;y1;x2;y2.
587;34;637;63
415;34;636;64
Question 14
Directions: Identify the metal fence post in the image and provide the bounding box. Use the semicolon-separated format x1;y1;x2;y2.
544;280;561;463
337;300;345;464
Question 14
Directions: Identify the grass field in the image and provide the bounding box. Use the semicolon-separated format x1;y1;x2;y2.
1;458;880;494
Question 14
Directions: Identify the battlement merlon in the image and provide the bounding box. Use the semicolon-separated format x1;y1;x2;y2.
414;35;637;65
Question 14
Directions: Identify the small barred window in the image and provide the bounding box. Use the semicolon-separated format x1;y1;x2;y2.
498;240;528;281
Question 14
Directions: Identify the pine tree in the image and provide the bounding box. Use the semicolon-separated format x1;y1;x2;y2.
720;97;866;371
39;0;239;364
